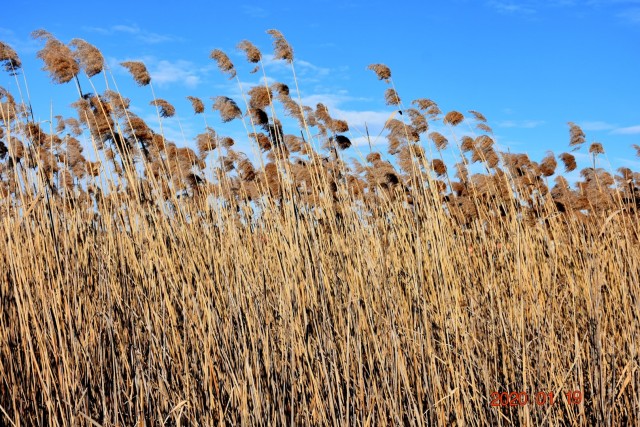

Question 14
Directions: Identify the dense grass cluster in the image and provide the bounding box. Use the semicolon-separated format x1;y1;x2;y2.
0;30;639;425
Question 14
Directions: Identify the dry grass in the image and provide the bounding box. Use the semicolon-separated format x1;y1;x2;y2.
0;29;639;426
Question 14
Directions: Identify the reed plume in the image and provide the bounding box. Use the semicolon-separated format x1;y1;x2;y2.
429;131;448;150
0;41;22;75
331;135;352;150
212;96;242;122
186;96;205;114
272;82;290;97
468;110;487;122
150;99;176;118
589;142;604;154
406;108;428;133
237;40;262;64
540;151;557;177
266;29;294;63
120;61;151;86
443;110;464;126
210;49;236;78
368;63;391;81
559;152;577;172
69;38;104;77
384;88;401;106
476;123;493;133
248;86;272;110
32;29;79;84
431;159;447;176
568;121;586;147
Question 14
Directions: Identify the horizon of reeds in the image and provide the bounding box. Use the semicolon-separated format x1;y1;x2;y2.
0;29;639;426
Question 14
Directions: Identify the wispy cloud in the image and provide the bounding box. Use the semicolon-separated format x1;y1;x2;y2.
486;0;640;20
486;0;536;14
261;54;332;82
496;119;545;128
109;56;205;89
588;0;640;6
579;120;617;131
83;24;177;44
615;157;640;169
612;125;640;135
333;109;392;129
0;27;40;54
298;92;391;130
242;5;268;18
149;60;202;88
299;92;356;110
617;7;640;23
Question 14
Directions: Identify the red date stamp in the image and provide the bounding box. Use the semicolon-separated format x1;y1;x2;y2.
490;391;583;407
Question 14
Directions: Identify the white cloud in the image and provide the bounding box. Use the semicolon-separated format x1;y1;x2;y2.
142;113;198;147
299;93;354;109
496;119;545;128
297;92;393;135
83;24;176;44
242;5;268;18
618;7;640;23
334;108;394;130
579;121;617;131
261;54;332;82
110;56;204;89
486;0;640;20
111;25;139;34
487;0;536;14
0;27;40;54
296;59;331;77
350;135;386;148
612;125;640;135
615;157;640;169
149;60;202;89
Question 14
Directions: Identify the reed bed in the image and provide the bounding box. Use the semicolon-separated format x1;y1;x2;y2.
0;30;639;426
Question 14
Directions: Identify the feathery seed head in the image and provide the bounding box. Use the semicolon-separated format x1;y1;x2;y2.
212;96;242;122
412;98;436;110
196;128;217;156
476;123;493;134
248;85;272;109
443;111;464;126
429;132;448;150
367;63;391;81
220;136;235;148
186;96;205;114
568;122;586;147
271;82;290;97
332;135;352;150
468;110;487;122
150;99;176;118
120;61;151;86
331;119;349;133
237;40;262;63
559;152;577;172
69;39;104;77
33;29;80;84
0;41;22;75
248;108;269;125
406;109;428;134
431;159;447;177
540;152;557;177
384;88;401;106
210;49;236;78
589;142;604;155
267;29;294;63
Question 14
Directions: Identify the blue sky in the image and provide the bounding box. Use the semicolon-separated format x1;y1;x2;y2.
2;0;639;176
